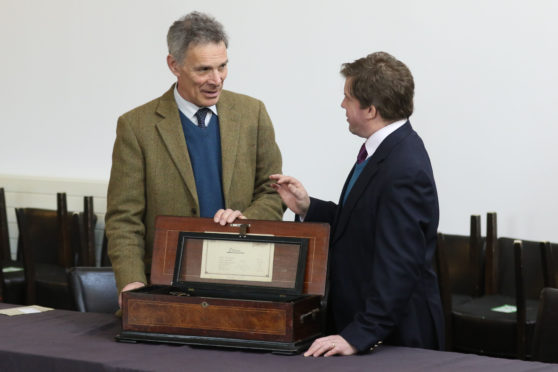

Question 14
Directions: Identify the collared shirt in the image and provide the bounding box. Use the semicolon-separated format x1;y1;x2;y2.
362;119;407;160
173;85;218;127
300;119;408;220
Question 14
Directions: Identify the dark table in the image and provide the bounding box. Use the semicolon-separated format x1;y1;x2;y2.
0;303;556;371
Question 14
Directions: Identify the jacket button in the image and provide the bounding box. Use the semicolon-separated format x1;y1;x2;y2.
191;208;197;215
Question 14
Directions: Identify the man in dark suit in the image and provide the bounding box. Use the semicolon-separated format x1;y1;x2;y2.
270;51;443;356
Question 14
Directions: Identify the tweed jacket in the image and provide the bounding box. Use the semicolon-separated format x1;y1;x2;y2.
105;85;283;292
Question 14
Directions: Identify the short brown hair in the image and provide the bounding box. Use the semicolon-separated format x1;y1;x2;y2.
341;51;414;121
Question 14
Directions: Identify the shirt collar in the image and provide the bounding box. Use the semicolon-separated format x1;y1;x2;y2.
363;119;407;160
173;84;218;122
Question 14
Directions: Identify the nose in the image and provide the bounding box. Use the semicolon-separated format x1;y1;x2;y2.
208;69;222;85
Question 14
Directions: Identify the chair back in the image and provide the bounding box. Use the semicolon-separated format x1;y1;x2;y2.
16;208;67;266
17;195;98;268
531;287;558;363
72;196;97;266
0;188;10;261
440;216;484;297
439;234;473;294
435;215;483;351
497;238;545;300
540;241;558;288
15;193;96;308
68;267;118;313
0;188;26;305
16;196;74;306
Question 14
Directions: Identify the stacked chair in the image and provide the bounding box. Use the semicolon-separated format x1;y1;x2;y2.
15;193;98;310
3;187;118;314
435;214;484;351
438;212;549;360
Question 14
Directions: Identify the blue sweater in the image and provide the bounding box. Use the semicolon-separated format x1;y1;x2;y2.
179;112;225;217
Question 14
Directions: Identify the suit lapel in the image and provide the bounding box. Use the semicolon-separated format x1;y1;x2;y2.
332;161;381;244
332;122;414;244
155;86;198;202
216;91;241;204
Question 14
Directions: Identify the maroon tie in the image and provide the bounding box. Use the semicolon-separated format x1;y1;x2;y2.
357;143;368;164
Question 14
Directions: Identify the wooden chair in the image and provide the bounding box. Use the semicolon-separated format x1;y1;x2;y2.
452;213;547;359
531;287;558;363
68;267;118;313
16;193;97;310
0;188;25;304
16;193;73;309
435;214;483;350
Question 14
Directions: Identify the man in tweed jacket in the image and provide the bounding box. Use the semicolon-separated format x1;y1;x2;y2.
105;12;283;305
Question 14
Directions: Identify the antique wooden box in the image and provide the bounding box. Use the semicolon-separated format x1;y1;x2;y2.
116;216;330;354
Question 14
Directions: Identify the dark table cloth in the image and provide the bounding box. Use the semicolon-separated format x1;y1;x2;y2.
0;303;555;371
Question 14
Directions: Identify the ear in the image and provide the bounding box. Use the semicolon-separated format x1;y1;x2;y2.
367;105;378;120
167;54;180;77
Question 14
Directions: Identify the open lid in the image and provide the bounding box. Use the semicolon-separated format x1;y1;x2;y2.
150;216;330;296
172;231;308;299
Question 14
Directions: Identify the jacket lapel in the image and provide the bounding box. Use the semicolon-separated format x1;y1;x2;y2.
332;122;413;244
216;91;241;204
155;86;198;203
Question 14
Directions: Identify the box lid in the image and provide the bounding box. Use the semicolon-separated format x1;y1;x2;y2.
150;216;330;297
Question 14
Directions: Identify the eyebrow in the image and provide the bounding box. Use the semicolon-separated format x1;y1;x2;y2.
194;60;228;70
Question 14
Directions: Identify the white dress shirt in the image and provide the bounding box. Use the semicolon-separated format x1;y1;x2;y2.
173;85;218;127
362;119;407;160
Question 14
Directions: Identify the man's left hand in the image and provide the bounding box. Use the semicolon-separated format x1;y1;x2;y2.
304;335;357;357
213;209;246;225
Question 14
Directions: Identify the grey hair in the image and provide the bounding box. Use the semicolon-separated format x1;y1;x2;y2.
167;12;229;64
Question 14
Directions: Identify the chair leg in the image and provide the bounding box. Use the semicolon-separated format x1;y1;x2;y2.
435;232;452;351
469;215;482;297
83;196;96;266
16;209;36;305
57;193;72;268
485;212;498;295
514;240;526;360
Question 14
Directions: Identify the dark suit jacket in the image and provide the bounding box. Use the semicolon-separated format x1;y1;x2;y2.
305;122;444;352
106;85;283;292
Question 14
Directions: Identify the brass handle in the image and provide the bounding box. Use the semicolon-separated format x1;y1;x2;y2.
299;308;320;324
229;223;251;237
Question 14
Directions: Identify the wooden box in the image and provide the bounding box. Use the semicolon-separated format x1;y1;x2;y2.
116;216;330;354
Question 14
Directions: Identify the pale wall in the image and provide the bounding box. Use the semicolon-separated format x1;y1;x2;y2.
1;0;557;241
